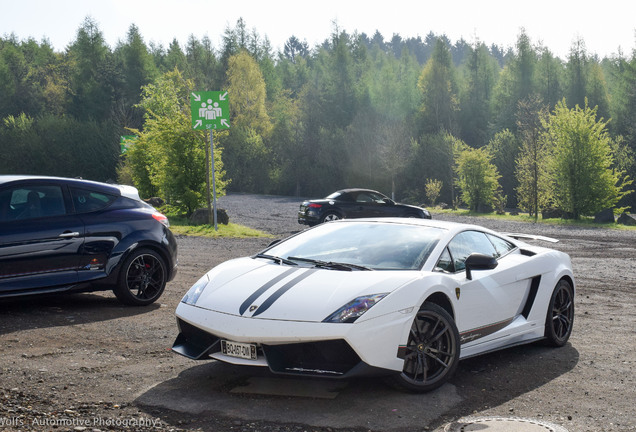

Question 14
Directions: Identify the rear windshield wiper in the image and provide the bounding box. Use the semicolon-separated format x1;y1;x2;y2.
287;256;372;271
254;253;298;266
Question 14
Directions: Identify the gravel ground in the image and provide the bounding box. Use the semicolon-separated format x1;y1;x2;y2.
1;193;635;432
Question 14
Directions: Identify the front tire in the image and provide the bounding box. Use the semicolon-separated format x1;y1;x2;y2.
113;248;167;306
391;303;460;392
544;279;574;347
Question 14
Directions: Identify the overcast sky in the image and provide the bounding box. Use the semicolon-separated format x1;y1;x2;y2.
2;0;635;59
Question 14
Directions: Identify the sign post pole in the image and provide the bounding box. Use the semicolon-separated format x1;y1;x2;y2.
210;130;218;231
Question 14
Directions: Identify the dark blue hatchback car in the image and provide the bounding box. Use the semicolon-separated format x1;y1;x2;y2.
0;175;177;305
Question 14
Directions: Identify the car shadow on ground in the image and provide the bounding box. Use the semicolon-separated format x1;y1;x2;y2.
0;293;159;335
135;342;579;432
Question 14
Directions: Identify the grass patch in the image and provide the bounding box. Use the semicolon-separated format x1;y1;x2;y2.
431;208;636;230
167;216;271;238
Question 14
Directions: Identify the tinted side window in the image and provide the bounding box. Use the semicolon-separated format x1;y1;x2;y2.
355;192;374;203
435;247;454;272
0;185;66;222
368;192;389;203
447;231;497;272
71;187;117;213
487;233;517;257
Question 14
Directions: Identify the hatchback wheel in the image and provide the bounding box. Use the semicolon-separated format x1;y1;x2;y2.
114;248;167;306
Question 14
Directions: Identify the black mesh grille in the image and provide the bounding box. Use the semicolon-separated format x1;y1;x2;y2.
263;339;361;376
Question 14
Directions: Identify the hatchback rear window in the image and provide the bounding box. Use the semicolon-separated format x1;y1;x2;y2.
70;187;117;213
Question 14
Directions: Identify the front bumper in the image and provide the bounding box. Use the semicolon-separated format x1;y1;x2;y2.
172;302;411;377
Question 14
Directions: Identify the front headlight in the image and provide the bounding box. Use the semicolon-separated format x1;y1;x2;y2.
323;293;388;323
181;274;209;305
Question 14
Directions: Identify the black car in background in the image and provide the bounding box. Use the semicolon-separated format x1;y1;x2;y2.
298;188;431;226
0;175;177;305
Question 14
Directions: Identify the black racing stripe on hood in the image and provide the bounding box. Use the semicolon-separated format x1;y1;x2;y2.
239;267;299;315
252;269;318;317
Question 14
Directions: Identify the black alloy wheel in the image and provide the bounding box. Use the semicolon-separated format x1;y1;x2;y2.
544;279;574;347
114;248;167;306
392;303;460;392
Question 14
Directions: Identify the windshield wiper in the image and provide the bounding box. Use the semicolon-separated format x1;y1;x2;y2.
254;253;298;266
287;256;372;271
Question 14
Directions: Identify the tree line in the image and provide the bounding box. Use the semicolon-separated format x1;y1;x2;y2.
1;17;635;217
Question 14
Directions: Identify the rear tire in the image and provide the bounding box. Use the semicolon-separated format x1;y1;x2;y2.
320;212;341;223
544;279;574;347
113;248;167;306
390;303;460;392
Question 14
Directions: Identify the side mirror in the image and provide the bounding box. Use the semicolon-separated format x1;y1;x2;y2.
465;253;498;280
384;198;395;205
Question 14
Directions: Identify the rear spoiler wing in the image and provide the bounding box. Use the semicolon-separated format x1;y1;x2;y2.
503;233;559;243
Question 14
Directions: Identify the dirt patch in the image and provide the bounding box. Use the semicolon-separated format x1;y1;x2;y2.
1;194;635;432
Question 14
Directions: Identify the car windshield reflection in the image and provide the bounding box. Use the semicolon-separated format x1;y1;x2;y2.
266;222;443;270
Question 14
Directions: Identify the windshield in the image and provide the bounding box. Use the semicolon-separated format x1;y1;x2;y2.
266;222;444;270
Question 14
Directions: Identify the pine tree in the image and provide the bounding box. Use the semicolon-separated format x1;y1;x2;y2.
515;96;550;219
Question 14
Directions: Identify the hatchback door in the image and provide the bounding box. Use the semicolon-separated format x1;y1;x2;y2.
0;184;85;294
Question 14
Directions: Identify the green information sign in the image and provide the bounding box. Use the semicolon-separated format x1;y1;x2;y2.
120;135;137;154
190;91;230;130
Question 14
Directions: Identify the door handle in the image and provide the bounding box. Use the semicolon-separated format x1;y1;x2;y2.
59;231;80;238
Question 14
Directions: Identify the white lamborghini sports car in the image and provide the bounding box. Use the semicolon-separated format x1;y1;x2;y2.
172;218;575;392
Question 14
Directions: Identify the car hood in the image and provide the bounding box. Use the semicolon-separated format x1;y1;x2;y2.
191;257;418;322
396;202;423;210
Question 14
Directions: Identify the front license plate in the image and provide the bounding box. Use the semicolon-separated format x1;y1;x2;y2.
221;340;257;360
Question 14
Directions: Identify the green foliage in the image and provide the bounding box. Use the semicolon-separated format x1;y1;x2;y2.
546;99;632;218
514;96;550;218
459;41;499;147
169;221;270;238
417;38;459;135
408;132;466;205
1;21;636;214
487;129;519;208
1;113;118;179
220;50;272;193
226;50;271;135
125;69;228;214
456;147;501;211
67;17;115;121
424;179;443;206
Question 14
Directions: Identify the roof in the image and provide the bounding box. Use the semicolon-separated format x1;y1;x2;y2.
0;175;139;200
332;217;485;232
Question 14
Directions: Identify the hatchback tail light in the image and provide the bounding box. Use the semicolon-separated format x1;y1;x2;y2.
308;203;322;209
152;212;170;228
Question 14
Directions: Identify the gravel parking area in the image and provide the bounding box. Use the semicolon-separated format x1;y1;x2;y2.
1;193;635;432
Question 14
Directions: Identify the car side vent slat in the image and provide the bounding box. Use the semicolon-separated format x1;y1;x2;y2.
521;276;542;319
520;249;536;256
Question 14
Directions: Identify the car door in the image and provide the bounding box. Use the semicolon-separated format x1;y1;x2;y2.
365;191;402;217
437;230;530;345
69;185;122;283
0;183;85;293
349;191;381;218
